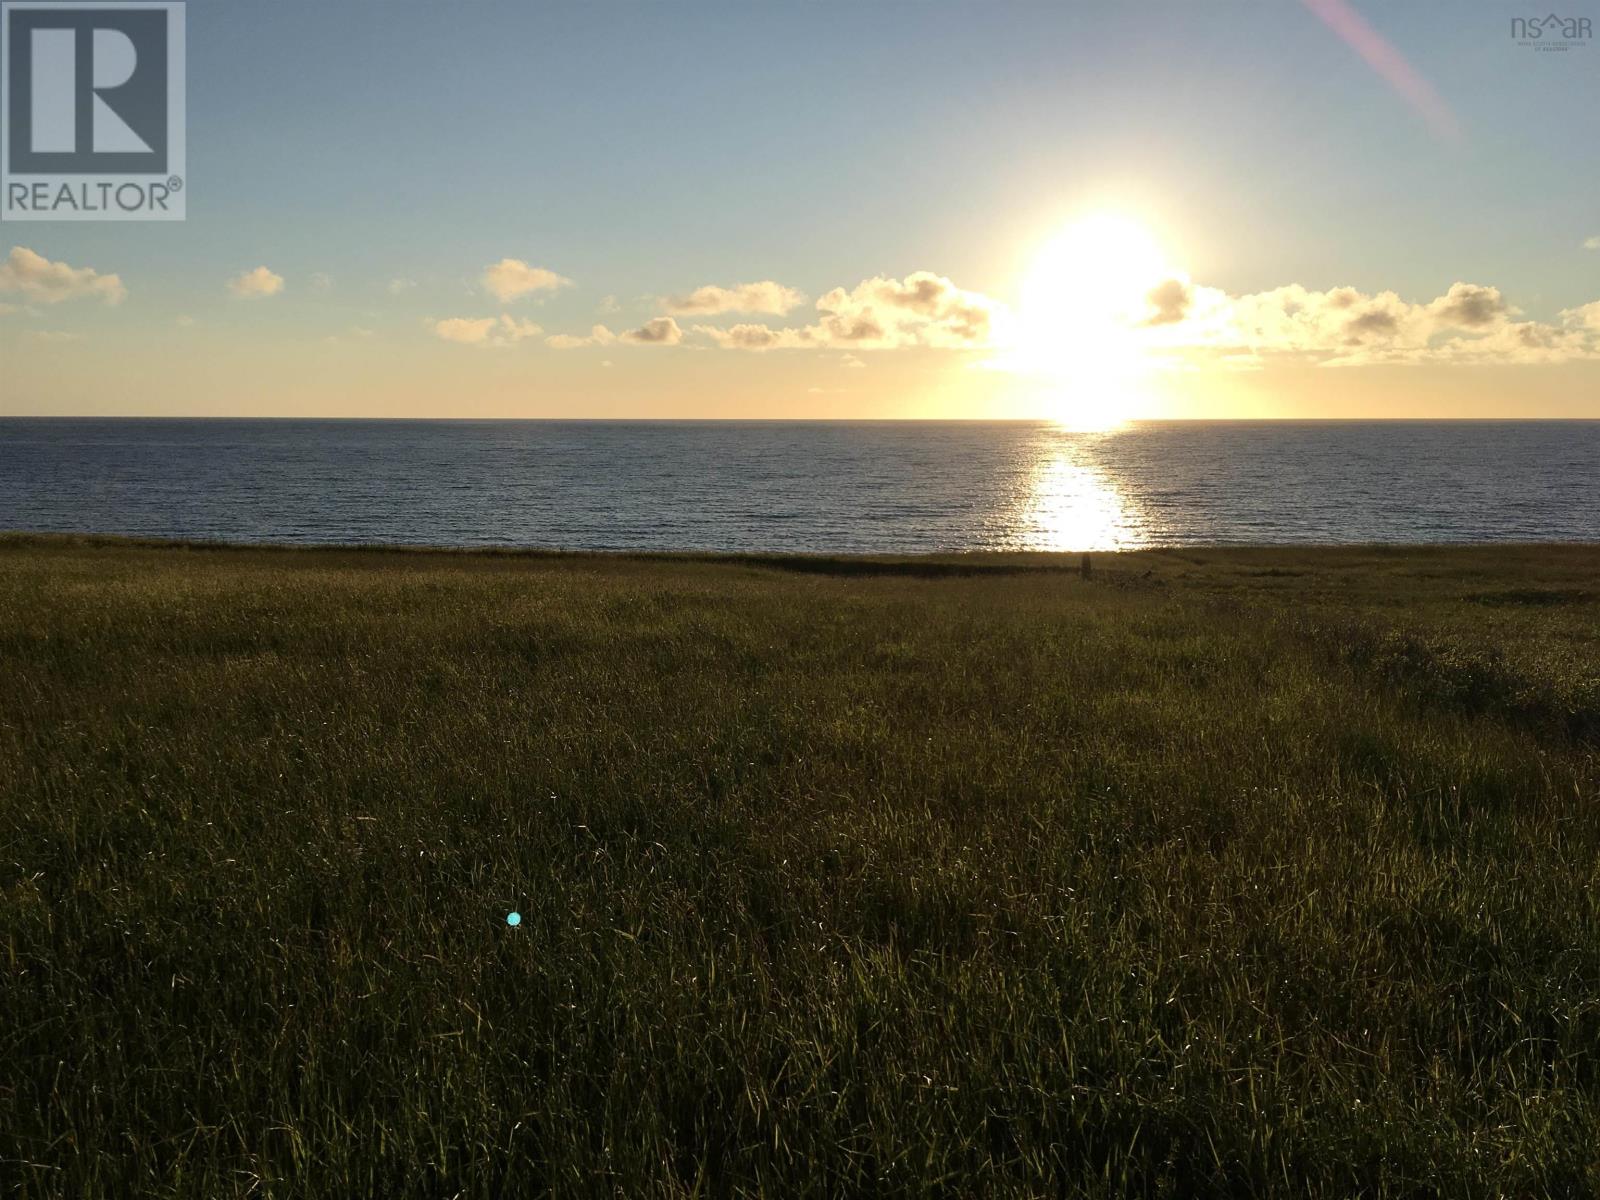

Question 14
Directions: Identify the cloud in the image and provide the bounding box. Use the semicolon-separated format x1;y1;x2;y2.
1585;236;1600;251
1145;278;1600;367
450;261;1600;370
175;314;195;327
1563;300;1600;332
665;266;1599;369
694;322;804;350
482;258;572;302
1427;282;1507;328
1345;306;1401;339
696;271;1002;352
814;272;1000;348
24;329;84;344
228;266;284;299
546;324;617;349
0;246;125;305
434;318;497;345
597;294;621;314
388;278;417;295
620;316;684;345
665;280;805;316
546;317;678;347
432;313;543;348
1143;278;1193;326
311;272;334;292
1171;284;1407;364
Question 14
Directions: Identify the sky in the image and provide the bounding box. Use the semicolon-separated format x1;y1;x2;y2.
2;0;1598;421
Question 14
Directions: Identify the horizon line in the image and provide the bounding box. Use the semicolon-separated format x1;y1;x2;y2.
3;414;1599;424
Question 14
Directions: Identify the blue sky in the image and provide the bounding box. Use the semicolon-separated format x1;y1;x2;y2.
4;0;1599;418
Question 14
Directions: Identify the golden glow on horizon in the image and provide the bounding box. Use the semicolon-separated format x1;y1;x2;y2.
1013;213;1180;429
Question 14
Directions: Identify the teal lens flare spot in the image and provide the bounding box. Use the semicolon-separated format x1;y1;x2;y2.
506;912;521;927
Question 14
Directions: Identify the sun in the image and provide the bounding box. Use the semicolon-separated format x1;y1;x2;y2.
1012;212;1181;427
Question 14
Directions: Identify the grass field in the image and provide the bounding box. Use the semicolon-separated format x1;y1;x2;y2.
2;534;1598;1198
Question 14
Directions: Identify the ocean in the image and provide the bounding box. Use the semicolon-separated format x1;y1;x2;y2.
1;419;1595;552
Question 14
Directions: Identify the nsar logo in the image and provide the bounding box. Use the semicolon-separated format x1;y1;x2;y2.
1511;12;1592;50
1;1;185;221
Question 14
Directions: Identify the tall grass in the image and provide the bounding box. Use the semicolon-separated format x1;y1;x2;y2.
2;536;1598;1197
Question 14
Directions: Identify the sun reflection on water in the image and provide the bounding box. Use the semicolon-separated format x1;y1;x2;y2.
1015;431;1147;552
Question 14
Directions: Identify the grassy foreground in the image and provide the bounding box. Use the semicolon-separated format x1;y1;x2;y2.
2;535;1599;1198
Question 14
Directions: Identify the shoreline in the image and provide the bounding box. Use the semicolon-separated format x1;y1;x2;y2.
6;529;1600;560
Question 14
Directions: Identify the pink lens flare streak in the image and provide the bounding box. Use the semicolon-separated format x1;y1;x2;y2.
1301;0;1463;143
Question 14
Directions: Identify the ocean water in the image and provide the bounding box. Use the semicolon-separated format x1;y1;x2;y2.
0;419;1596;552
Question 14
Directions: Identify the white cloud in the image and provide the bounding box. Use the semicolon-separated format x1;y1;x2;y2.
817;273;1000;348
175;314;195;327
696;271;1001;352
665;280;804;316
228;266;284;299
1584;236;1600;251
434;317;496;345
0;246;125;305
1427;282;1508;329
481;258;572;302
663;262;1600;370
619;316;684;345
387;278;417;295
546;324;617;350
1218;284;1430;361
311;272;334;292
432;313;543;348
665;266;1600;369
1563;300;1600;332
597;294;621;314
1138;279;1600;368
694;322;802;350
